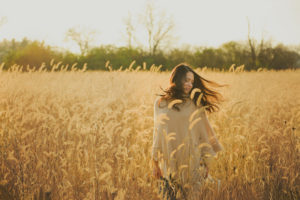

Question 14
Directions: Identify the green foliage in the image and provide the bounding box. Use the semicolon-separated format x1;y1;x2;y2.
0;38;299;71
83;46;142;70
2;40;56;69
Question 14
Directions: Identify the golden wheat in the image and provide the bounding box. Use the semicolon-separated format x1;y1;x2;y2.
0;62;299;200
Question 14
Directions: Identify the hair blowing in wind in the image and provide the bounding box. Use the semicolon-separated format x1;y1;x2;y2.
156;63;229;113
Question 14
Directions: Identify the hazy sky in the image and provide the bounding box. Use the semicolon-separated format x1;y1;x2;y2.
0;0;299;53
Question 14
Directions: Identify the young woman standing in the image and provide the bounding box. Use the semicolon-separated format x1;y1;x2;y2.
152;63;226;199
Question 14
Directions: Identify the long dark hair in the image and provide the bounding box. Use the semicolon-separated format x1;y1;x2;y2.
156;63;228;113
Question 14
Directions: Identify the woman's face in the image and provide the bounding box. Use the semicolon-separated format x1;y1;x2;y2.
182;71;194;95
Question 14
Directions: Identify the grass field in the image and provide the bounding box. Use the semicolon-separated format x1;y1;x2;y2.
0;63;299;200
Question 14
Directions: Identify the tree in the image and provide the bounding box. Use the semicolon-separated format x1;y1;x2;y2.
65;26;96;56
246;18;270;70
0;16;7;38
3;41;56;69
0;16;7;27
269;44;300;70
141;2;175;55
123;12;136;49
123;2;176;56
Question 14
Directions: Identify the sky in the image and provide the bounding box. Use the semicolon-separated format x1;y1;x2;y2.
0;0;299;53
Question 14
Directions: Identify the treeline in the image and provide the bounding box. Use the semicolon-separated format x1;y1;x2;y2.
0;38;299;71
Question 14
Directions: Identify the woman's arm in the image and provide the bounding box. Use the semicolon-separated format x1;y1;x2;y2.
200;110;223;170
152;99;163;179
202;110;224;153
152;158;162;178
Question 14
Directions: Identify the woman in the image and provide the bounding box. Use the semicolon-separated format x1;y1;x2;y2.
151;63;226;199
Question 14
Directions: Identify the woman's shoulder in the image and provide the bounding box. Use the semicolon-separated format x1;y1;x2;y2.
154;96;168;108
154;96;197;109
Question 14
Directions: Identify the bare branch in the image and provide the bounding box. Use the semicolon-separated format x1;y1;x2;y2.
247;18;257;68
141;2;176;55
65;26;97;56
123;12;136;48
0;16;7;28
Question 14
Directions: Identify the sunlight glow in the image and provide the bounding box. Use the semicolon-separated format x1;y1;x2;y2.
0;0;299;53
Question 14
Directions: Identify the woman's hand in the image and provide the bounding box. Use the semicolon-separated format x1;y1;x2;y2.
152;159;162;179
204;165;209;179
153;166;162;179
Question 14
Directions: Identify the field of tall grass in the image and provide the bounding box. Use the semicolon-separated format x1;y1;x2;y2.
0;62;299;200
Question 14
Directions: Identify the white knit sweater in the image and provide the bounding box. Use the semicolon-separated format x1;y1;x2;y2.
151;96;224;190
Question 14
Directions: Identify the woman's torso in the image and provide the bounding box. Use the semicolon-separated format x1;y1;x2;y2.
154;97;207;185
